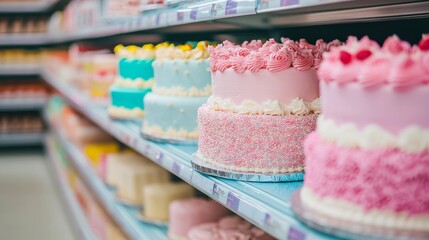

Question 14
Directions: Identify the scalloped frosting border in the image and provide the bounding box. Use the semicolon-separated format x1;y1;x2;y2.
152;85;211;97
207;96;320;116
196;151;304;174
108;106;144;118
301;187;429;232
115;77;155;88
317;116;429;153
143;122;199;139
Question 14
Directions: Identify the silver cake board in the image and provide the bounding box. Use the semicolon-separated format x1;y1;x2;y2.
290;190;429;240
191;154;304;182
137;213;169;228
141;129;198;145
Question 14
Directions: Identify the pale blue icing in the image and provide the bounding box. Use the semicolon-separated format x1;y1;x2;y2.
118;58;154;80
152;59;211;90
110;85;152;109
143;93;207;132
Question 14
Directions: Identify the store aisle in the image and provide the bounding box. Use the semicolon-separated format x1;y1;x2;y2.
0;148;75;240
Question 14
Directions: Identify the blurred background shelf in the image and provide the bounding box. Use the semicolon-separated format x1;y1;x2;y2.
48;121;168;240
45;135;96;240
0;65;40;75
0;0;59;13
0;98;46;111
0;132;44;146
0;0;427;46
42;70;336;240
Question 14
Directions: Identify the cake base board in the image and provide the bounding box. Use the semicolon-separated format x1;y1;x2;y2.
116;195;143;209
137;213;169;227
141;129;197;145
291;190;429;240
191;154;304;182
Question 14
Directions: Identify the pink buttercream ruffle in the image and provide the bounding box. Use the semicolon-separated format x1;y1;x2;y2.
318;35;429;89
304;133;429;215
209;38;340;73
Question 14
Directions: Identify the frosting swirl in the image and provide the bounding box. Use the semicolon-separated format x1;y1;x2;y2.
293;50;314;71
266;47;292;72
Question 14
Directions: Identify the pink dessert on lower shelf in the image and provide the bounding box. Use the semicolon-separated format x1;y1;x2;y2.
188;216;275;240
168;198;230;240
301;35;429;233
197;38;341;173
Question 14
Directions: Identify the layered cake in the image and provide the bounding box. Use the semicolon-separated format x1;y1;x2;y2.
197;38;341;173
188;216;275;240
83;142;120;168
108;44;155;118
301;35;429;233
142;182;195;221
142;42;212;139
168;198;230;240
88;53;117;101
115;160;170;205
101;150;151;187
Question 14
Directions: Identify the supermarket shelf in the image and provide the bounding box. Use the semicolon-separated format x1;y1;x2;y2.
0;132;44;146
0;64;40;75
48;120;168;240
0;0;59;13
45;135;96;240
0;98;46;111
0;0;428;46
42;70;336;240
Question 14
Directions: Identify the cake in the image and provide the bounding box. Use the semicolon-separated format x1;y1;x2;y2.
88;53;117;101
168;198;230;240
301;35;429;233
83;142;120;168
142;42;212;140
115;160;170;205
108;44;155;119
188;216;275;240
62;106;114;146
101;150;151;187
142;182;195;221
197;38;341;173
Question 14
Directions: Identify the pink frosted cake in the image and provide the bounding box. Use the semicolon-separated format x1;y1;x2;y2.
197;38;341;173
188;216;275;240
168;198;230;240
301;35;429;233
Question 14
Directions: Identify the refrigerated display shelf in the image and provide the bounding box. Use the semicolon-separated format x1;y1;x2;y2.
0;0;58;13
0;0;427;46
49;122;168;240
42;71;337;240
0;132;44;146
0;98;46;110
46;135;96;240
0;64;40;75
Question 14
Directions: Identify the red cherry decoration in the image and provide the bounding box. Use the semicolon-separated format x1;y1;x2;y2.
356;49;372;61
419;36;429;51
339;50;352;65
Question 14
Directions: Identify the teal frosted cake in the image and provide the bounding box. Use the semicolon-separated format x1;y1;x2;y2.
142;42;212;139
108;44;155;119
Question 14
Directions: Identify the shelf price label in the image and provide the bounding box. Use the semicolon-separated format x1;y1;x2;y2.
226;191;240;211
280;0;299;7
190;8;198;20
172;162;181;175
287;227;306;240
155;151;163;165
225;0;238;15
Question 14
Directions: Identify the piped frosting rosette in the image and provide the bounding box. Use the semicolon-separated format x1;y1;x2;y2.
318;34;429;89
208;38;341;116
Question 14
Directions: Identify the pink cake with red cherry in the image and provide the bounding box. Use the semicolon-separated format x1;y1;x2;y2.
301;35;429;233
197;38;341;173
